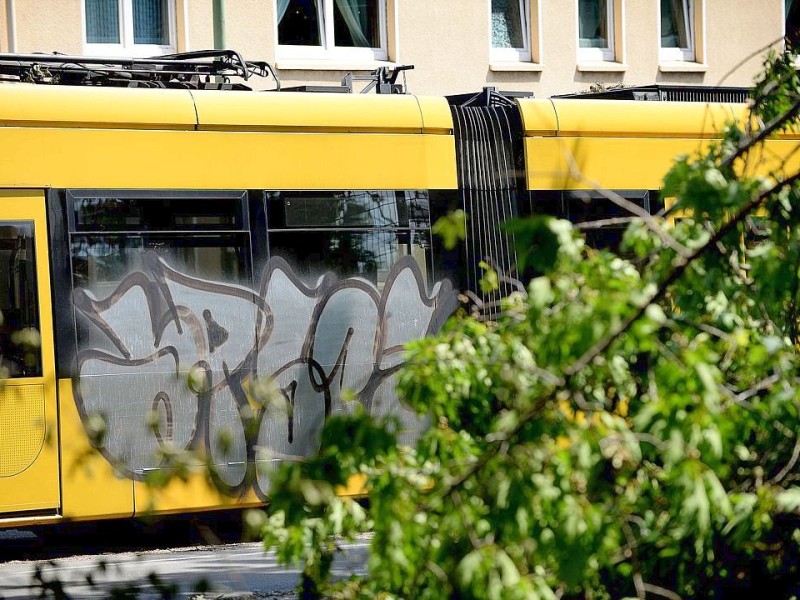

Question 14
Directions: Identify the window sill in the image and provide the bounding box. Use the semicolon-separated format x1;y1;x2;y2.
658;62;709;73
576;62;627;73
275;59;396;72
489;62;544;72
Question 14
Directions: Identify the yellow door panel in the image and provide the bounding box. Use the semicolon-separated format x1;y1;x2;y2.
0;383;46;477
0;190;60;515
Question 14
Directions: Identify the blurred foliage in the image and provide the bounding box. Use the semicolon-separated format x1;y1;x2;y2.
253;49;800;599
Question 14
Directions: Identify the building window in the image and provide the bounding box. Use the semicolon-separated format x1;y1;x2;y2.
578;0;614;61
660;0;694;61
84;0;175;56
786;0;800;48
277;0;388;61
491;0;531;62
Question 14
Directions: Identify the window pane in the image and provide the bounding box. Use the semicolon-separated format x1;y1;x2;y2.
492;0;524;49
133;0;170;45
579;0;609;48
0;223;41;378
278;0;322;46
85;0;121;44
267;190;432;287
71;234;251;296
661;0;690;48
72;196;244;231
789;0;800;47
270;231;432;286
267;191;429;229
333;0;380;48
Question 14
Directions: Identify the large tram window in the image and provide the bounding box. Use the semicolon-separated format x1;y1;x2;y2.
267;190;432;288
0;222;42;377
68;191;252;308
528;189;663;251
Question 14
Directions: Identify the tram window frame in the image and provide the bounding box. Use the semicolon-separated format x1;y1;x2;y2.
0;221;42;378
265;190;434;289
65;191;256;347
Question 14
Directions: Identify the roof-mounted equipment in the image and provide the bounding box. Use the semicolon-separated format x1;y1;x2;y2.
341;65;415;94
0;49;281;91
554;84;749;103
446;86;533;107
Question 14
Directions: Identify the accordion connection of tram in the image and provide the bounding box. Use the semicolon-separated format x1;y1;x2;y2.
0;51;796;528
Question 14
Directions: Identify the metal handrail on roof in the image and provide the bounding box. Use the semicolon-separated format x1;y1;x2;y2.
0;49;281;91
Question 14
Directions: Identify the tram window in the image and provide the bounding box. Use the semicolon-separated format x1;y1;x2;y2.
267;190;433;288
71;195;244;231
0;222;42;377
528;189;662;251
71;233;251;296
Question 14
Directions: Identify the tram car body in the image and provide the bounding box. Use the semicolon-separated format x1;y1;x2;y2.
0;54;796;528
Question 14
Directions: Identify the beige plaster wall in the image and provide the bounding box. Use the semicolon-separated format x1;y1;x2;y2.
0;0;788;96
0;5;7;52
14;0;83;54
185;0;214;51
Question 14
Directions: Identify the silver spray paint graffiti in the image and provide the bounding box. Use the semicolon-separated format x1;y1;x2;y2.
73;251;458;498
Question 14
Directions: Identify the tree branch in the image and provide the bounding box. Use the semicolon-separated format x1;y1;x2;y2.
564;171;800;378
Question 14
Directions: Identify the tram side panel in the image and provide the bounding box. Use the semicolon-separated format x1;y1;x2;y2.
11;90;463;520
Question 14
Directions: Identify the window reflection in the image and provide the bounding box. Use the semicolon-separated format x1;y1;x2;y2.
71;234;250;296
267;190;432;289
0;222;41;377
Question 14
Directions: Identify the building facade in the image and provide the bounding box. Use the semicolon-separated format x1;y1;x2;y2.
0;1;792;97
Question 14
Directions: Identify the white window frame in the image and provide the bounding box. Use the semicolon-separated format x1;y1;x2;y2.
490;0;532;62
277;0;388;62
577;0;615;62
82;0;177;57
659;0;695;62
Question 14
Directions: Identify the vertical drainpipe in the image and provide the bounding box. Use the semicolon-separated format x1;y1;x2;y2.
5;0;16;52
212;0;226;50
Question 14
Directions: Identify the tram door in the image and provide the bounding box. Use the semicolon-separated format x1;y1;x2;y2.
0;191;60;516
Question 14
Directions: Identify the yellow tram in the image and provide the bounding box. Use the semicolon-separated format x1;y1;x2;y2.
0;51;795;528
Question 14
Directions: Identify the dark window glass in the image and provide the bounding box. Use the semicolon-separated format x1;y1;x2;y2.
579;0;609;49
528;190;662;251
0;222;42;378
133;0;170;45
267;190;432;287
267;190;428;229
85;0;121;44
788;0;800;47
333;0;380;48
278;0;322;46
661;0;690;48
72;196;244;231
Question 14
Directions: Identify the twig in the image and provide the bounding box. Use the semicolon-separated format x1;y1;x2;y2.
574;216;637;230
715;36;787;87
723;93;800;169
565;156;692;259
564;171;800;378
769;435;800;485
642;583;683;600
733;373;781;405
